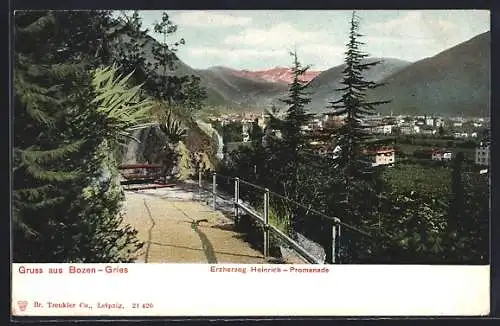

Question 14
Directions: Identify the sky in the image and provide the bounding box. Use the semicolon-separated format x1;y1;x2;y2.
133;10;490;71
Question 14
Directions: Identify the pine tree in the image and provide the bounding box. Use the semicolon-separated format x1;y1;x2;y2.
326;11;390;262
279;50;314;199
13;11;145;262
281;50;313;152
13;12;88;251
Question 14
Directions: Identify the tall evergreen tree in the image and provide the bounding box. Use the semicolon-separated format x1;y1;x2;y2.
13;11;90;248
281;50;313;152
13;11;146;262
279;50;314;199
326;11;390;262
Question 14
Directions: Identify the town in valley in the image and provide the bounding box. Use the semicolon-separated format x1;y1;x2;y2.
209;111;490;169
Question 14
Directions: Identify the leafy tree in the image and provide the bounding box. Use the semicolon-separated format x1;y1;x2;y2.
109;11;150;77
149;12;185;103
112;11;206;112
181;75;208;112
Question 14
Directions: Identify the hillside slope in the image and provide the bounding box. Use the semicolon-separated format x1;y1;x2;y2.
111;30;285;110
366;32;490;117
306;58;412;112
197;67;288;109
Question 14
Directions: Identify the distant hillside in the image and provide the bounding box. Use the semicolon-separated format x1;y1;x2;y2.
110;29;283;110
228;66;322;84
196;67;288;109
305;58;412;112
116;25;490;117
366;32;490;117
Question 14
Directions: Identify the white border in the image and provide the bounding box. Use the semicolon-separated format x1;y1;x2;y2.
11;263;490;316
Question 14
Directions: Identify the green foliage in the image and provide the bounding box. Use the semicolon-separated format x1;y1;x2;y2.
250;119;264;146
368;162;488;264
159;108;188;143
92;64;155;148
328;12;390;182
320;11;391;262
13;11;146;263
280;51;314;151
448;152;466;233
220;12;488;265
254;50;315;231
382;164;451;201
216;121;243;143
13;11;90;241
114;11;207;111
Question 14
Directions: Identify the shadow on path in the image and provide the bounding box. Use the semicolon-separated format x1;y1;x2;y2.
143;199;156;263
170;202;219;264
190;219;218;264
148;241;263;260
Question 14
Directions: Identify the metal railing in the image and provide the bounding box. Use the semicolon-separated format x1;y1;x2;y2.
196;171;370;264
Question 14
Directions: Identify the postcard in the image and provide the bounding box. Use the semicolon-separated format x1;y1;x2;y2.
11;9;490;317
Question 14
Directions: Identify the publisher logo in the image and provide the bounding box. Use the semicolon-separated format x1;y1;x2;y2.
17;301;28;312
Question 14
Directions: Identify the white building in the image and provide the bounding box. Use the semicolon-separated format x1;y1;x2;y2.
432;149;453;161
400;125;413;135
257;113;267;130
454;132;469;138
425;117;434;126
374;124;393;135
365;147;395;167
475;142;490;166
434;118;445;127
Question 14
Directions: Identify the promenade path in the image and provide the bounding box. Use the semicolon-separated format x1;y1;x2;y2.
122;183;280;264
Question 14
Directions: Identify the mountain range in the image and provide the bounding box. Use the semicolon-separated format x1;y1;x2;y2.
228;66;321;84
123;30;490;117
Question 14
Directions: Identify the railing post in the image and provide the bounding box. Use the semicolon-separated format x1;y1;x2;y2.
332;222;337;264
234;177;240;223
198;171;202;200
263;188;270;258
337;224;341;264
212;172;217;210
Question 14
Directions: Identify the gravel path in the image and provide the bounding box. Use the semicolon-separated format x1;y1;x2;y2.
122;187;269;264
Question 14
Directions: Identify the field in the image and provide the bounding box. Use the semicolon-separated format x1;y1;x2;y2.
396;143;476;160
